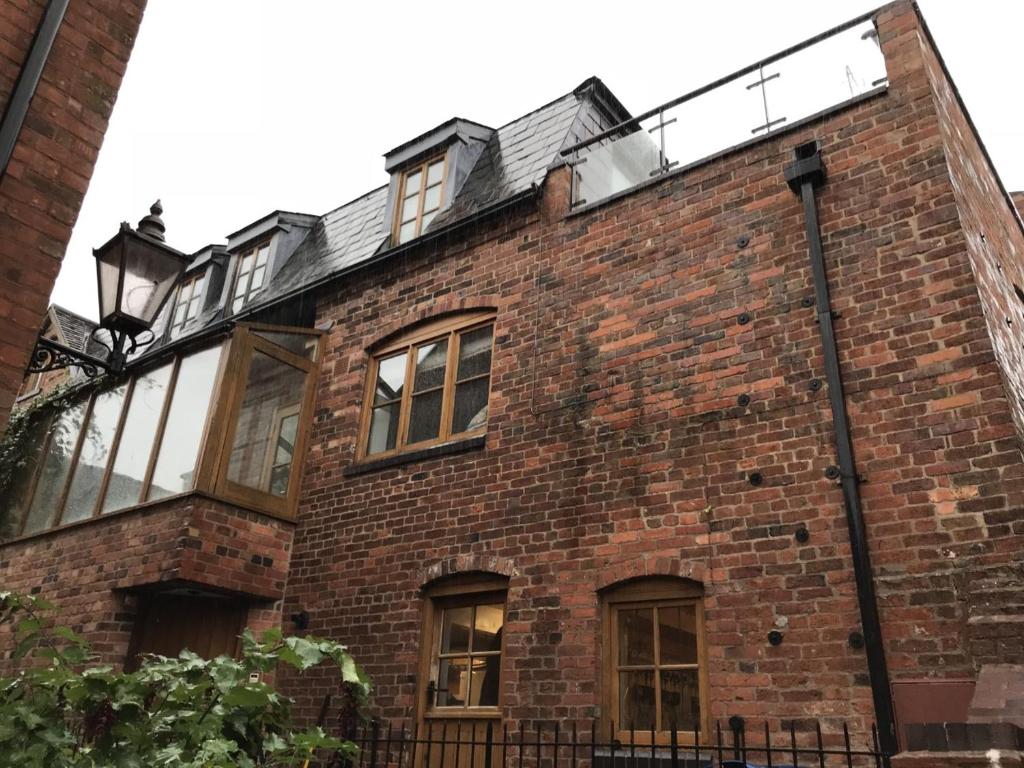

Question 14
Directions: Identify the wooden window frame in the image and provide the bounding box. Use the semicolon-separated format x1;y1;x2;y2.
417;575;509;724
229;240;272;314
205;323;322;519
357;311;495;462
3;323;322;542
168;271;207;338
601;578;709;745
393;154;448;245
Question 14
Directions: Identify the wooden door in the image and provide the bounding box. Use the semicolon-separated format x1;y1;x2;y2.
127;593;247;669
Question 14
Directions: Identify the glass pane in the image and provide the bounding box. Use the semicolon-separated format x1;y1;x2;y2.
408;390;442;444
437;657;468;707
61;384;128;524
398;221;416;244
659;605;698;665
451;378;489;434
253;330;318;360
0;412;52;540
423;184;441;213
661;669;701;731
413;340;447;392
404;171;422;197
249;265;266;292
618;608;655;666
172;302;187;327
226;351;307;494
367;403;400;455
274;413;299;465
374;353;407;404
255;245;269;266
474;604;504;652
401;195;419;223
231;296;244;314
102;363;172;513
441;606;472;653
619;670;656;731
420;210;437;232
469;655;501;707
186;296;202;320
427;159;444;185
457;325;493;379
22;400;88;534
238;253;253;275
148;345;222;500
263;409;300;496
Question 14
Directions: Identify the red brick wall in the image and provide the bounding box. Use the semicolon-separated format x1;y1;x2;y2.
278;0;1023;737
0;494;293;668
911;11;1024;667
0;0;147;433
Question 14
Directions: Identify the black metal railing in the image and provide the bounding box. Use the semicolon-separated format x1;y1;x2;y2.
318;716;891;768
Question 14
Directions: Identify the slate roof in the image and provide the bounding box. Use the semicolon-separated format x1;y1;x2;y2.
257;81;619;309
135;76;631;359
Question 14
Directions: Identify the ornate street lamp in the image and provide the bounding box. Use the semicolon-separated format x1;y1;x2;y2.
27;201;189;376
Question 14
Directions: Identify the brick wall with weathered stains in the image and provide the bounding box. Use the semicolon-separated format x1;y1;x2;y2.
0;0;147;433
277;0;1023;737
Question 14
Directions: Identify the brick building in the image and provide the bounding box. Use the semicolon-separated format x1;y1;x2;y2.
1;0;1023;756
0;0;148;433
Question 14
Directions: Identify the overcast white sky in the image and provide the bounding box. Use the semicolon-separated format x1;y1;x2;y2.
51;0;1024;320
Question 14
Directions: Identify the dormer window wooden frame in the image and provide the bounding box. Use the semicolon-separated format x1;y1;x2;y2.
168;271;206;338
230;240;271;314
393;155;447;246
357;311;494;462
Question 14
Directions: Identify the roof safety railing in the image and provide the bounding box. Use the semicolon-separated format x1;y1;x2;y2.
562;12;888;208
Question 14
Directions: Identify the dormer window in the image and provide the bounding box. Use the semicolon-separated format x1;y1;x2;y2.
169;271;206;337
395;156;446;245
230;241;270;313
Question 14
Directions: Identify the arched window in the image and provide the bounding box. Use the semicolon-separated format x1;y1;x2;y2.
359;310;495;460
601;577;708;743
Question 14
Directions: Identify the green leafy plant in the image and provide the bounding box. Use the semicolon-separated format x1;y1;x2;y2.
0;591;369;767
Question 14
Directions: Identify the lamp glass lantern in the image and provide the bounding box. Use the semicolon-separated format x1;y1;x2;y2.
93;223;190;338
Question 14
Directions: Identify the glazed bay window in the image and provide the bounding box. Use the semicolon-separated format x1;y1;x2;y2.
394;156;446;245
361;312;494;460
0;324;321;541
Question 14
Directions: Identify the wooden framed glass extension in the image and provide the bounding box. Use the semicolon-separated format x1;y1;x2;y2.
393;155;447;245
601;578;709;744
358;310;495;461
0;323;322;542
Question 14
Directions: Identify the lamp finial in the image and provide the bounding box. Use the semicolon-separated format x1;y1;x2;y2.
137;199;166;241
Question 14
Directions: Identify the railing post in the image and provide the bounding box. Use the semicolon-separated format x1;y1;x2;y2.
670;725;679;768
369;720;380;768
485;721;494;768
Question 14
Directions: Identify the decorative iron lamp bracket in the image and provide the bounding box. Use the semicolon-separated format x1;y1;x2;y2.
23;200;188;380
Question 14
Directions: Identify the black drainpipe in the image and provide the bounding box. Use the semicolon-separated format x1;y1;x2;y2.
0;0;70;181
784;141;898;757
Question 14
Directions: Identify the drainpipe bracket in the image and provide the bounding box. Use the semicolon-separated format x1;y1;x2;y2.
784;149;826;193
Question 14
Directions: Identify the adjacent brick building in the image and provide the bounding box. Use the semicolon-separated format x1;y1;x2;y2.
1;0;1022;756
0;0;149;433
